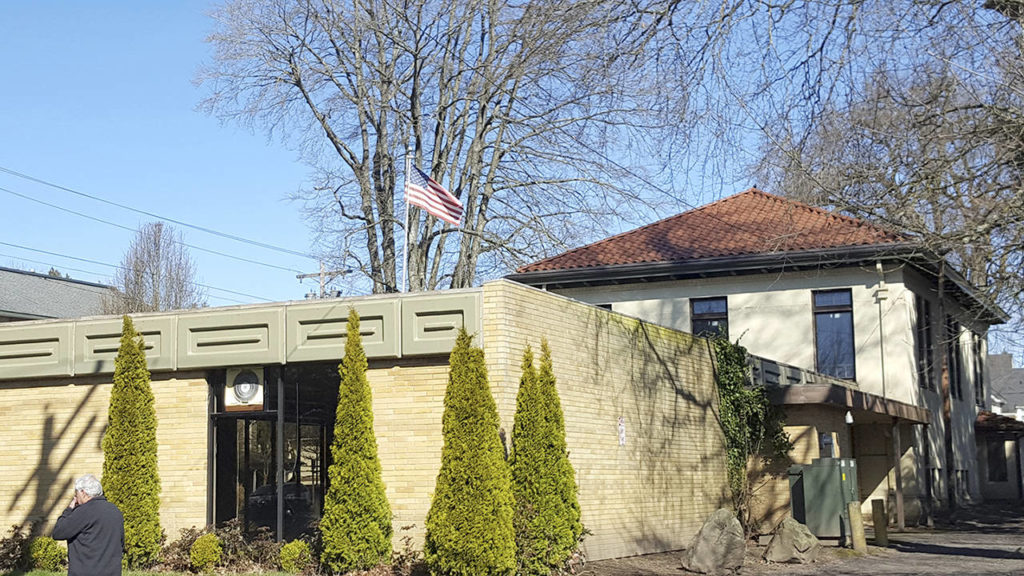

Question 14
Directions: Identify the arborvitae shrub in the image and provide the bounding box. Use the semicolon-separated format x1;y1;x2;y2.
279;540;313;574
102;315;162;568
510;340;582;575
29;536;66;571
190;533;222;573
319;309;392;573
425;330;515;576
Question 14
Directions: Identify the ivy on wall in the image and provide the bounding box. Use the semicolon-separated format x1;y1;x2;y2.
712;337;792;534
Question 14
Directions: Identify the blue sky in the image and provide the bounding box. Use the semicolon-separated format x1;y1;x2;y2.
0;2;319;306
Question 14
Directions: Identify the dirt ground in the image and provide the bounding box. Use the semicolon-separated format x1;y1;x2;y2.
582;502;1024;576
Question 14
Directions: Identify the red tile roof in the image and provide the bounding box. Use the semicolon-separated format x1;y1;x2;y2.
976;410;1024;433
517;189;907;273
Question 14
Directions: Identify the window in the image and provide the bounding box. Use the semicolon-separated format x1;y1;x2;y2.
945;316;963;401
988;439;1008;482
973;332;986;408
915;295;935;390
594;303;612;311
691;297;728;339
813;289;855;380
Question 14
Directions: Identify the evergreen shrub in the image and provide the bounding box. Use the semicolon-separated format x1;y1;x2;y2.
510;341;582;575
319;309;392;573
279;540;313;574
28;536;66;571
190;533;222;573
102;315;162;568
425;330;515;576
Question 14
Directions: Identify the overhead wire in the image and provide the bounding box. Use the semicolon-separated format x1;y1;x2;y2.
0;253;250;305
0;185;307;275
0;240;274;302
0;165;318;260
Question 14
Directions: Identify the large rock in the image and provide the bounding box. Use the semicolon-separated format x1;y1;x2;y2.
763;517;821;564
681;508;746;574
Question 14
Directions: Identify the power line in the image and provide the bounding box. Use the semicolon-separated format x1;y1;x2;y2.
0;240;275;302
0;185;307;275
0;253;251;305
0;165;318;260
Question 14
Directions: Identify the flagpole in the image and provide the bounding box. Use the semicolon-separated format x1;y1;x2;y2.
403;146;411;293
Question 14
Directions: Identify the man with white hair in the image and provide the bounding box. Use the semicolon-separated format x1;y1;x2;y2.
53;474;125;576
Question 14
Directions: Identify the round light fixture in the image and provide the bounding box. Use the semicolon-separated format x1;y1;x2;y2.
232;369;261;403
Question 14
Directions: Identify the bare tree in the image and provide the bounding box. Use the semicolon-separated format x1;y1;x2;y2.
199;0;684;293
752;11;1024;349
104;222;207;313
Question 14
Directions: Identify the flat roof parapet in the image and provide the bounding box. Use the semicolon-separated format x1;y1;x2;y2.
0;289;482;381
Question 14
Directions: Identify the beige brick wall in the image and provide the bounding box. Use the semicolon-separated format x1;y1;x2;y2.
0;373;208;538
366;361;449;549
481;280;729;561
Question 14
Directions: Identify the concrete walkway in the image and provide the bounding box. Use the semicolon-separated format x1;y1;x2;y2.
586;502;1024;575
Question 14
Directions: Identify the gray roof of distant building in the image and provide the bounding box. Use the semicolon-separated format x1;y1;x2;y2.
0;266;111;321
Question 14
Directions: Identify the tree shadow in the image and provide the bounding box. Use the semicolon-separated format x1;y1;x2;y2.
8;384;102;535
888;539;1024;560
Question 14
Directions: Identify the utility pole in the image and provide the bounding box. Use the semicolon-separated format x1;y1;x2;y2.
296;262;350;298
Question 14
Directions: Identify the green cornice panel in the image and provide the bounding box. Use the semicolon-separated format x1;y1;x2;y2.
0;322;72;378
0;289;483;381
287;299;400;362
401;291;481;356
176;308;286;369
75;317;176;375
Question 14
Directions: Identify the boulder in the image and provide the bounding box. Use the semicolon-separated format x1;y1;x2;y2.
763;517;821;564
681;508;746;574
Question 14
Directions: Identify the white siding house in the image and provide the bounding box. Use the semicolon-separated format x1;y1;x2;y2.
508;189;1008;526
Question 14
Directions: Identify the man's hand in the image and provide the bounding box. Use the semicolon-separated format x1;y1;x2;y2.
68;494;78;510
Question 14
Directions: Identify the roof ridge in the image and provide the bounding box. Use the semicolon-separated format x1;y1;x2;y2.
518;189;771;273
0;266;112;289
747;189;905;240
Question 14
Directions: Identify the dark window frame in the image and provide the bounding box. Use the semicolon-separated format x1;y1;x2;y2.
915;295;935;391
988;439;1008;482
690;296;729;340
812;289;856;380
973;332;986;408
945;315;963;401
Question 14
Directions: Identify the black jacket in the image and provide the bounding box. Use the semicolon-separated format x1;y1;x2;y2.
53;496;125;576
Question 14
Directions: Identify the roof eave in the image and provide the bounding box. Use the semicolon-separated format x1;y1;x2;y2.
508;242;1008;324
508;243;917;287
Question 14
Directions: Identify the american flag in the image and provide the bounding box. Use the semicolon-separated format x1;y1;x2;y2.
405;166;463;226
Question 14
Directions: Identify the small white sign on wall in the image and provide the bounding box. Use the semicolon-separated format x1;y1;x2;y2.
618;416;626;446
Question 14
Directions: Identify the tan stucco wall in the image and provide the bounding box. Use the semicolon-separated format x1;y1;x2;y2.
481;280;730;560
0;373;208;538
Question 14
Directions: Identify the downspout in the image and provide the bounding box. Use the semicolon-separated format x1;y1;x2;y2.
877;261;905;529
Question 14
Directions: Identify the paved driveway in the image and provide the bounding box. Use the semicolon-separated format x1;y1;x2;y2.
585;502;1024;575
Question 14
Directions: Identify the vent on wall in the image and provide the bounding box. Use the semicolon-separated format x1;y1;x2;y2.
224;367;264;412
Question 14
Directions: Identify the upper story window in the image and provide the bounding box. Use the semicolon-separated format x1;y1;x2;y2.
946;316;963;401
813;289;855;380
973;332;986;408
915;295;935;391
691;297;728;340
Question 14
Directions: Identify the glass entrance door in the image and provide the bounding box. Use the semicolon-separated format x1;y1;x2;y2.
212;364;336;540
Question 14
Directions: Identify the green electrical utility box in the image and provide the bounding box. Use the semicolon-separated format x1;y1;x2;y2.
788;457;859;543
